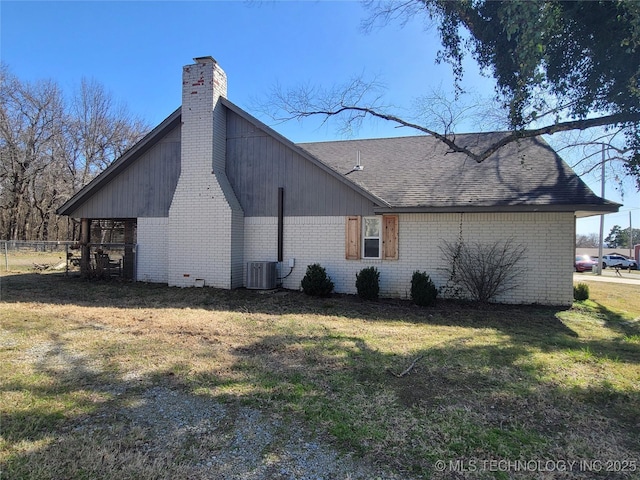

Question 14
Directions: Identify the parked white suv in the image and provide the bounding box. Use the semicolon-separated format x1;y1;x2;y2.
598;255;638;270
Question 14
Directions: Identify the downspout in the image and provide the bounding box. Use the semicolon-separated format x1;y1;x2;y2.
278;187;284;263
277;187;294;286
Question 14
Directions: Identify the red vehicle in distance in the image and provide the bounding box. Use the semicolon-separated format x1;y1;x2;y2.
575;254;597;272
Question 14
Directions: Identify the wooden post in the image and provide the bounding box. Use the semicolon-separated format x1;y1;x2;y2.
123;219;135;279
80;218;91;277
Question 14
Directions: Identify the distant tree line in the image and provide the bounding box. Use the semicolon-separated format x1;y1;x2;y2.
575;233;601;249
0;66;148;241
576;226;640;248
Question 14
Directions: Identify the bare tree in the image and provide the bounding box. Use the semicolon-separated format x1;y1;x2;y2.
439;238;527;303
552;127;635;197
0;69;64;240
65;78;148;192
576;233;600;249
0;68;148;241
261;77;513;162
263;71;638;166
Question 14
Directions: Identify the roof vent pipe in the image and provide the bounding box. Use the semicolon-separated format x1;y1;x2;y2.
345;151;364;175
354;150;363;171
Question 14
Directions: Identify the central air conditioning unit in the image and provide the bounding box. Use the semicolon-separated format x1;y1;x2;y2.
246;261;277;289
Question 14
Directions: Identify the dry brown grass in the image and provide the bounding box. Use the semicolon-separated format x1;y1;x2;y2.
1;251;67;272
580;281;640;317
1;272;639;479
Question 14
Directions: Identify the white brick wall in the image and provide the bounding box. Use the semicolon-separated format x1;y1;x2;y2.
145;57;575;304
137;217;169;283
244;212;575;305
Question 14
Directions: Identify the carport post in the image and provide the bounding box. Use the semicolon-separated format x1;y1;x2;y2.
80;218;91;277
123;219;135;279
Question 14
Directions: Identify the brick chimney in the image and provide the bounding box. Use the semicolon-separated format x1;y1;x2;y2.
167;57;244;288
180;56;227;176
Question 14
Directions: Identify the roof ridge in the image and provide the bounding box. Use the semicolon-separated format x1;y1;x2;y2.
296;130;515;146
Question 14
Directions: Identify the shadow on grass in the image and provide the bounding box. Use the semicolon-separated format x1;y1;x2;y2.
218;331;640;472
4;272;638;357
3;272;639;365
2;311;640;479
226;330;639;413
1;271;571;321
591;302;640;337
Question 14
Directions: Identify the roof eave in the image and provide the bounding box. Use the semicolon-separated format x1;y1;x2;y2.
57;108;182;217
373;202;621;215
574;202;622;218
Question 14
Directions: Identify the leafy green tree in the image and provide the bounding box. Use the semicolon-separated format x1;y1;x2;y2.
269;1;640;187
422;1;640;125
605;225;640;248
367;1;640;170
605;225;624;248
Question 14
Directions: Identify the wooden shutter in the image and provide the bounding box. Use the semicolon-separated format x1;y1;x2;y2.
345;216;361;260
382;215;398;260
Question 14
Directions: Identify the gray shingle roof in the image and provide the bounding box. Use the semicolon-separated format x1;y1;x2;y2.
298;133;619;215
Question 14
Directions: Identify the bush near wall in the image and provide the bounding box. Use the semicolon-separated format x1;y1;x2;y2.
301;263;334;297
574;283;590;301
411;271;438;307
355;266;380;300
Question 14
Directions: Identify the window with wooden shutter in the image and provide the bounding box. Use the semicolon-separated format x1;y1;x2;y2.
362;216;381;258
382;215;398;260
345;216;361;260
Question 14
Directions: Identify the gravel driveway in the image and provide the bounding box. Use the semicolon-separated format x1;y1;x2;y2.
147;388;398;478
81;384;409;480
21;340;411;480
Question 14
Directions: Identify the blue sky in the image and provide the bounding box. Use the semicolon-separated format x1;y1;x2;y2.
2;0;638;237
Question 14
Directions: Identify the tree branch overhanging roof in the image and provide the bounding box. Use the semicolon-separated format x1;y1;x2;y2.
298;133;620;217
57;102;619;219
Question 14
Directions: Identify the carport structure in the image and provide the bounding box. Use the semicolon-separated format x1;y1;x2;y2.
57;110;181;280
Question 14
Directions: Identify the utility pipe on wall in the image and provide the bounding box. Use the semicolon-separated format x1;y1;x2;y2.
278;187;284;263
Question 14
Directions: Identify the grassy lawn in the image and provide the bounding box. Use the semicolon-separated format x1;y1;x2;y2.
2;251;69;273
1;273;639;479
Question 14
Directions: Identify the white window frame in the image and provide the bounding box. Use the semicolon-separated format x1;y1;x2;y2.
362;216;381;259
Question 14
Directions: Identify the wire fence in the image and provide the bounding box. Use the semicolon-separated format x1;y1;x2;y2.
1;241;136;279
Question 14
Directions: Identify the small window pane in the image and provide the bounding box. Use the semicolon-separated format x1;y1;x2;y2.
364;238;380;258
364;217;380;237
